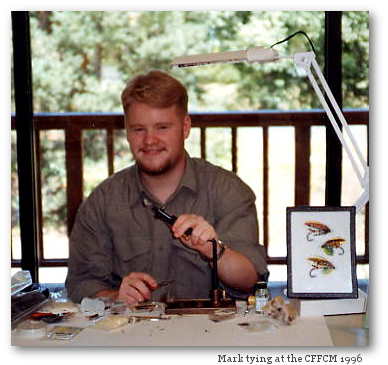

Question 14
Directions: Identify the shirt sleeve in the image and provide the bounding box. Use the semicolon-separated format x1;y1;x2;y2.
65;186;119;303
212;169;269;298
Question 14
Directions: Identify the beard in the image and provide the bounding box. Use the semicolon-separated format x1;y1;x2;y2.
131;140;186;177
137;158;174;176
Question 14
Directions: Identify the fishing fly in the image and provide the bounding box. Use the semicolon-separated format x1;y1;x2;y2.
304;221;331;242
321;237;346;256
307;256;335;278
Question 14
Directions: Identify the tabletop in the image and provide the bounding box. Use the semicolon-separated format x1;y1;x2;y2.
11;280;369;347
325;313;368;346
11;301;368;347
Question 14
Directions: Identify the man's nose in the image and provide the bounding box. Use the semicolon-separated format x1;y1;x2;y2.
144;130;158;144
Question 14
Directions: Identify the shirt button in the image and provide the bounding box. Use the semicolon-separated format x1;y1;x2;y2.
158;246;164;252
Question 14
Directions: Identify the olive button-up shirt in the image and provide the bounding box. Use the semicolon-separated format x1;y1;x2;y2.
65;155;268;302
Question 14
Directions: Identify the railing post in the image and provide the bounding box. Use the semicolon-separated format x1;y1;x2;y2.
106;128;115;176
65;127;84;235
200;127;206;159
231;127;237;173
295;126;311;205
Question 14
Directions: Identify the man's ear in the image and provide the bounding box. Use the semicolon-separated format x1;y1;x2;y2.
183;115;191;139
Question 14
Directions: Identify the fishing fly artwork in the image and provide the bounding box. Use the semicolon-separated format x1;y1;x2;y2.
303;220;345;277
287;207;357;298
304;221;331;241
307;256;335;278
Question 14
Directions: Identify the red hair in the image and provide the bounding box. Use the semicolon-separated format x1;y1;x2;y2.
121;70;188;117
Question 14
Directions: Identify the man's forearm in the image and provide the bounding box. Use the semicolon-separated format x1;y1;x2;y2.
215;247;259;292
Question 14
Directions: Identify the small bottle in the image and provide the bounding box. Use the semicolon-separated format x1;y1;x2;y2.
255;281;269;314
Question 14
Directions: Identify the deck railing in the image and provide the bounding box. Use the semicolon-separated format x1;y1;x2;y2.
11;109;369;268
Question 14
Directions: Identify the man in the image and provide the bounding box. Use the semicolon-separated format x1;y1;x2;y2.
65;70;268;304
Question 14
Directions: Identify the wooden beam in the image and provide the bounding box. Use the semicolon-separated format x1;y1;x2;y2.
18;110;368;130
262;126;269;253
12;11;39;282
325;11;343;206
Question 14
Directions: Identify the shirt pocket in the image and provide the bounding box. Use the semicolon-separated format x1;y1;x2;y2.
108;205;152;273
113;235;152;275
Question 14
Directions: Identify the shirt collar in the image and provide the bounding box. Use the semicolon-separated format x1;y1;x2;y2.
129;152;198;208
128;164;144;207
179;152;198;194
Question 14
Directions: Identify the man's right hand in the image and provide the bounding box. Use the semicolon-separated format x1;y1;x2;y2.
116;272;158;304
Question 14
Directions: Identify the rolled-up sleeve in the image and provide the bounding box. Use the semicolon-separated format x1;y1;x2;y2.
210;168;269;295
65;187;117;303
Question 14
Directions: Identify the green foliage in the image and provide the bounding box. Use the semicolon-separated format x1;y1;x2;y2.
12;11;369;230
342;11;369;108
27;11;368;114
40;131;67;226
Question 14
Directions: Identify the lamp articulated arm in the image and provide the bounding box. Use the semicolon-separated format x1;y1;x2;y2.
292;52;369;212
171;47;369;213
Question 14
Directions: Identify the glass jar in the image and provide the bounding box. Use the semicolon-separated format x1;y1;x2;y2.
255;281;269;314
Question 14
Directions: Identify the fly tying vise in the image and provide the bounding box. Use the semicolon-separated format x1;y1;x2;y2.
142;195;224;308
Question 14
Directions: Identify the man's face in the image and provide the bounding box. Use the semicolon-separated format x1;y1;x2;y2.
125;102;191;176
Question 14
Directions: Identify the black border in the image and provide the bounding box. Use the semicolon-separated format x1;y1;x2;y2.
286;206;358;299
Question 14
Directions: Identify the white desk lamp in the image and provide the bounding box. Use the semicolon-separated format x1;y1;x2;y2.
171;44;369;213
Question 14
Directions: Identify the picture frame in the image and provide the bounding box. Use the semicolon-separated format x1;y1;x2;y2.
286;206;358;299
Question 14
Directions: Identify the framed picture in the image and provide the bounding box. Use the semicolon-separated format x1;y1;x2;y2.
286;206;358;299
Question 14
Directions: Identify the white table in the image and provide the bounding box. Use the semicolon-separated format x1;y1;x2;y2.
12;280;369;346
325;313;369;346
12;304;336;346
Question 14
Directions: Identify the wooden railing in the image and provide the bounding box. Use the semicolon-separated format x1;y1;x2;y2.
11;109;369;267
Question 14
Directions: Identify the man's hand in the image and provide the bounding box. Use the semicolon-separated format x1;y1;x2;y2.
172;214;218;259
116;272;158;304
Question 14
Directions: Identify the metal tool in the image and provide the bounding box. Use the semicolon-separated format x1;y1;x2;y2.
157;280;175;288
128;314;170;323
142;197;192;239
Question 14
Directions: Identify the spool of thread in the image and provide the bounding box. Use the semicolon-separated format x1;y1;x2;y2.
80;297;105;316
247;295;256;306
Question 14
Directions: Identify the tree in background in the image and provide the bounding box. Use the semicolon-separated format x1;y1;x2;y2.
25;11;369;113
